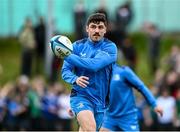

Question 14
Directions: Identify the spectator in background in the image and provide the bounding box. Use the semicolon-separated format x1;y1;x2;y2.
95;0;108;22
157;88;176;131
167;45;180;73
55;83;73;131
28;76;46;130
143;22;161;74
5;75;30;131
0;82;14;130
19;18;36;77
121;37;137;71
34;17;46;74
14;75;30;131
166;70;179;98
152;69;165;95
41;83;58;131
50;56;61;83
74;0;87;40
115;0;133;49
136;95;147;130
175;88;180;130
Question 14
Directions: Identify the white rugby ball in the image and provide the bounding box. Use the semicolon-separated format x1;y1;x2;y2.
49;35;73;58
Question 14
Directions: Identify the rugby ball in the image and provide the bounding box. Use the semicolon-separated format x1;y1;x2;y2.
49;35;73;58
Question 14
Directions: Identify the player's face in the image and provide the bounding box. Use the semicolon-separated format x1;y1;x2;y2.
86;22;106;42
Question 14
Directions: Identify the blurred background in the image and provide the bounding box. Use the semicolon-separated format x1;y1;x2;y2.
0;0;180;131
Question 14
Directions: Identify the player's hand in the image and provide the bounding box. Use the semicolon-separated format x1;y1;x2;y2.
76;76;89;88
154;105;163;117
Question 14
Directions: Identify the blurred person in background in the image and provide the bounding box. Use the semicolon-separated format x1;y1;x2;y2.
121;37;137;71
41;83;58;130
0;82;14;130
143;22;161;74
156;88;176;131
141;105;154;130
56;83;73;131
136;92;159;131
167;45;180;71
50;55;62;83
165;70;179;98
115;0;133;49
95;0;108;22
5;75;30;131
136;95;148;130
175;88;180;130
19;18;36;77
152;69;165;95
155;45;180;97
28;76;46;130
74;0;87;40
34;17;46;74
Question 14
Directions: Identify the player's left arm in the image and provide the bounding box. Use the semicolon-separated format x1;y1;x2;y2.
124;67;163;116
64;42;117;72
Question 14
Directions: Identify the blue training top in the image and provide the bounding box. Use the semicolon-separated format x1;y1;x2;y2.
61;37;117;108
106;64;157;118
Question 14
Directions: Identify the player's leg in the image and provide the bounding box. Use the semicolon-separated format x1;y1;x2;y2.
70;96;96;131
77;110;96;131
100;116;118;131
118;114;140;131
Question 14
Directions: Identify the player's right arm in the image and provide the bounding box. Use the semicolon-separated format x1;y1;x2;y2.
61;60;78;84
61;60;89;87
64;41;117;72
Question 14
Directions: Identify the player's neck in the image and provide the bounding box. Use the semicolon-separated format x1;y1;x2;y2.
88;37;104;44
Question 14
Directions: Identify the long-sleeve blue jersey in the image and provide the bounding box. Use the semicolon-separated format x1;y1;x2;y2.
61;37;117;108
106;64;157;117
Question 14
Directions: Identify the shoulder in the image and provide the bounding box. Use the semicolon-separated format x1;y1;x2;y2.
101;38;117;51
116;65;133;74
104;38;113;43
73;38;88;45
72;38;88;54
104;38;116;46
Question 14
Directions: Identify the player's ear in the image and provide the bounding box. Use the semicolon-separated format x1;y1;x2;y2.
104;27;107;34
86;25;89;33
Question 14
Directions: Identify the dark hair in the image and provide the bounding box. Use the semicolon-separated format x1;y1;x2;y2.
86;13;107;27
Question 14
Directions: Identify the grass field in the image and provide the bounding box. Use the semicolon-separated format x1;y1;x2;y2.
0;38;21;86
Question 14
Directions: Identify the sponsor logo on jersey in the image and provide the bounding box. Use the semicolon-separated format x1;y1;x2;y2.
77;102;84;109
80;53;86;57
113;74;121;81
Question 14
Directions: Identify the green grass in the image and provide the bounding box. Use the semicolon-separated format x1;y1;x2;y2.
0;38;21;86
